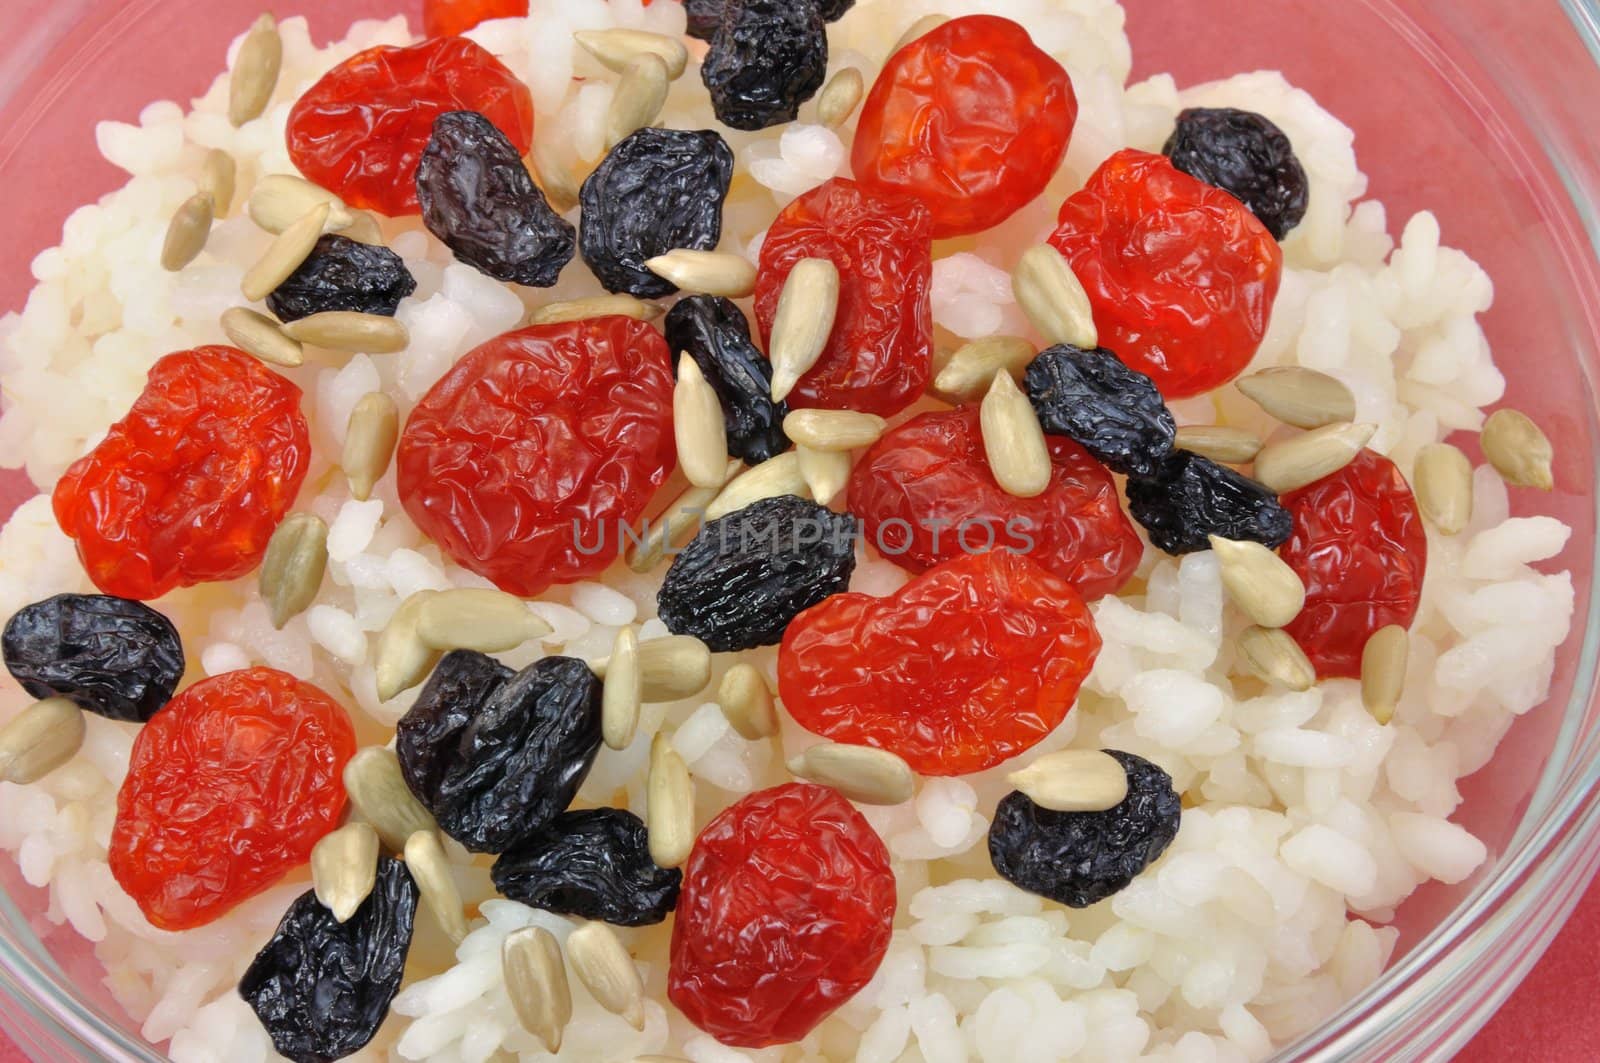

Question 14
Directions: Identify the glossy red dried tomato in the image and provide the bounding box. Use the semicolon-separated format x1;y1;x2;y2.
286;37;534;217
423;0;528;37
848;407;1140;600
397;317;676;597
1049;148;1282;399
668;782;895;1047
109;668;356;931
851;14;1077;238
754;177;933;417
779;549;1100;775
1280;449;1427;678
51;347;310;602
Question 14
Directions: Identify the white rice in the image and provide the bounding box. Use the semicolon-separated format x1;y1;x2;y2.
0;0;1575;1060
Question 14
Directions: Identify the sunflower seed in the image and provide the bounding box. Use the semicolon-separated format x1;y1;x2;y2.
1235;626;1316;692
716;662;779;740
221;306;305;367
311;821;380;923
1236;367;1357;429
342;747;440;852
503;926;571;1054
705;452;810;521
816;66;865;128
607;54;671;149
1413;442;1473;534
565;921;647;1031
768;258;840;402
594;636;713;703
602;627;642;751
161;193;214;272
981;370;1052;498
647;732;694;870
1173;425;1263;465
1360;625;1409;726
248;174;354;235
281;311;410;354
404;829;470;944
575;27;689;80
645;249;757;298
415;588;551;654
528;294;662;326
786;742;915;806
242;201;331;301
343;392;400;501
530;140;581;214
624;462;739;572
1481;408;1554;491
1006;749;1129;812
1252;422;1377;493
796;445;852;506
0;698;85;785
783;409;888;452
931;335;1035;403
1209;535;1305;628
258;513;329;629
675;354;730;489
340;210;385;246
892;13;949;54
200;149;238;216
228;13;282;127
1012;244;1097;349
375;591;442;702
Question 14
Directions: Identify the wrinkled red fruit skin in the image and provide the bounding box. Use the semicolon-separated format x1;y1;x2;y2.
754;177;934;417
1049;148;1282;399
109;668;356;931
851;14;1077;238
397;317;676;597
1280;449;1427;678
424;0;530;37
286;37;534;217
668;783;895;1048
51;347;310;602
847;407;1140;600
779;549;1100;775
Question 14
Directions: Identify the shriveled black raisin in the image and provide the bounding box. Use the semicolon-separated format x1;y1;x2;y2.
239;855;418;1063
1125;450;1293;555
417;110;576;288
491;807;681;927
988;750;1180;909
1024;344;1176;477
578;128;735;297
2;594;183;723
688;0;853;39
1163;107;1309;241
396;650;512;803
658;495;856;652
701;0;829;132
265;234;416;323
665;296;790;464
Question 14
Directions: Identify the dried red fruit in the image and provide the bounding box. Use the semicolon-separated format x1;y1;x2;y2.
847;407;1140;600
779;549;1100;775
423;0;529;37
1280;450;1427;678
754;177;933;417
51;347;310;602
668;783;894;1047
851;15;1077;238
1048;148;1282;399
109;668;356;931
286;37;534;217
397;318;676;597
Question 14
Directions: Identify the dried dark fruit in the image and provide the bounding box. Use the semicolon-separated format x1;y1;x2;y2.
491;807;681;927
240;855;419;1063
1125;450;1292;555
1023;344;1176;477
988;750;1180;908
578;127;735;297
687;0;853;39
265;234;417;323
396;654;602;853
2;593;183;723
1163;107;1309;241
396;650;511;802
701;0;829;132
417;110;576;288
658;495;857;652
664;296;790;465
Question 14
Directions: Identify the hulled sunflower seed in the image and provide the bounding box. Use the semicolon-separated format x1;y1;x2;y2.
602;627;642;751
768;258;840;402
1413;442;1474;534
783;409;888;452
786;742;916;806
0;698;86;785
624;461;739;572
415;588;551;653
200;148;238;216
647;732;694;869
343;747;440;852
576;27;689;80
1012;244;1097;349
595;635;713;703
1252;422;1377;493
1236;367;1357;429
311;821;380;923
716;662;779;740
1173;424;1263;465
528;294;662;326
161;193;214;272
981;370;1051;498
645;249;758;298
221;306;305;367
530;140;581;214
228;13;283;127
1209;534;1305;629
341;210;385;246
931;335;1035;403
1360;625;1409;726
565;921;647;1031
404;829;470;944
344;391;400;501
892;13;949;54
1006;749;1129;812
817;66;865;128
259;512;329;629
675;354;730;489
1481;408;1554;491
281;311;410;354
248;174;354;235
242;201;331;302
705;452;810;521
1235;626;1315;692
503;926;572;1054
375;590;441;702
607;54;671;149
797;445;852;506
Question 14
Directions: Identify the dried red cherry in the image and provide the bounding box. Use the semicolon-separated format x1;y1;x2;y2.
423;0;528;37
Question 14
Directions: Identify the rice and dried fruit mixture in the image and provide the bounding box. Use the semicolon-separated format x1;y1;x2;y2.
0;0;1574;1061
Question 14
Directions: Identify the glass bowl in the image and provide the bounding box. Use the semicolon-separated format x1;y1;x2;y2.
0;0;1597;1059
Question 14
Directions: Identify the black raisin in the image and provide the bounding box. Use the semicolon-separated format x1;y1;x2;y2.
665;296;791;464
2;594;183;723
239;855;418;1063
658;495;856;652
701;0;829;132
988;750;1180;909
491;807;681;927
396;650;512;803
1023;344;1176;478
1163;107;1309;241
687;0;853;39
265;234;416;323
1125;450;1293;555
578;128;735;298
416;110;577;288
